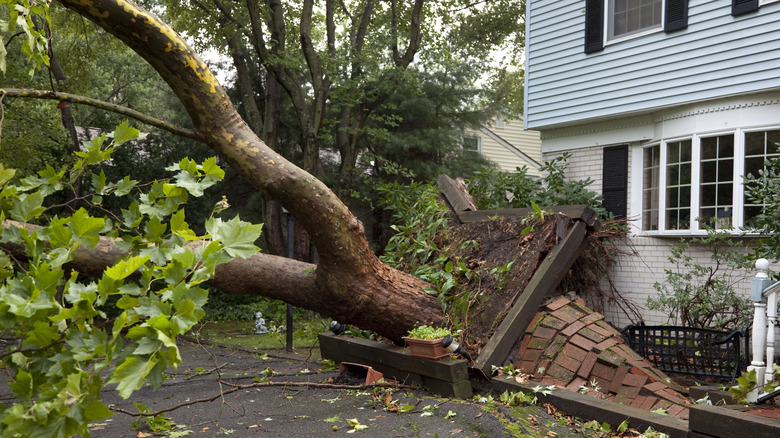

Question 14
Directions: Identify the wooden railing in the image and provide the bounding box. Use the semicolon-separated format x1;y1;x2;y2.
747;258;779;403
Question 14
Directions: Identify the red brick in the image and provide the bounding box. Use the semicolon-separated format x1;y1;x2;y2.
526;312;545;333
575;298;586;306
541;376;565;388
558;354;582;373
536;360;551;375
622;372;648;387
518;335;531;357
520;360;536;374
658;389;689;406
643;381;668;392
612;395;633;406
630;395;648;409
580;327;608;343
640;396;659;411
595;320;621;336
540;315;567;330
577;352;599;378
616;385;642;399
591;362;616;381
527;336;549;350
629;366;648;377
547;363;575;383
581;312;604;325
594;337;620;353
608;365;631;393
566;377;588;392
650;400;673;413
546;296;571;311
597;349;626;367
562;344;588;362
570;334;597;351
666;404;686;419
533;326;558;340
673;407;689;420
587;323;616;338
522;348;542;363
561;320;586;337
544;336;567;358
552;306;583;324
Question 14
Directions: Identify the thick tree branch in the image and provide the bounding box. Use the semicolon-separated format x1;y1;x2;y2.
0;88;200;140
51;0;442;341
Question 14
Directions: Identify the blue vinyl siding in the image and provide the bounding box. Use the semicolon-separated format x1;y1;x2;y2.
525;0;780;129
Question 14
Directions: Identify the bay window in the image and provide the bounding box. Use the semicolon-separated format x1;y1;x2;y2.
640;129;780;233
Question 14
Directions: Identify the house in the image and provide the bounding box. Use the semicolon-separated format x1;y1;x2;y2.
464;117;543;177
524;0;780;327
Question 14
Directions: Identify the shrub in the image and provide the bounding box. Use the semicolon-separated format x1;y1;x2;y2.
646;229;753;331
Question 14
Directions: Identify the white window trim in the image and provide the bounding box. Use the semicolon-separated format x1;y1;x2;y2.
635;128;770;237
463;134;482;153
605;0;665;45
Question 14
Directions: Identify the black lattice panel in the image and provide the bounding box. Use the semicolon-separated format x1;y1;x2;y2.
621;324;746;379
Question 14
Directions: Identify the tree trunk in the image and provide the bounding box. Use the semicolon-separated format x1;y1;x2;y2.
55;0;443;342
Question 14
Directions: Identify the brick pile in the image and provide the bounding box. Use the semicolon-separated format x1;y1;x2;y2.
513;296;691;420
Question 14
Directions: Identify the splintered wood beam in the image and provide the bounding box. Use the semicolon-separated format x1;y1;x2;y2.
474;220;590;373
437;174;477;214
458;205;599;228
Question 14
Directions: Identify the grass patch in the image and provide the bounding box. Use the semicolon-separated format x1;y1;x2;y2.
188;315;330;351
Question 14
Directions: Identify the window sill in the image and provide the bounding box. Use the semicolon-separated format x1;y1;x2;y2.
631;229;766;238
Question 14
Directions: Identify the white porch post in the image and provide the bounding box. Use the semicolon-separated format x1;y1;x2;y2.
766;283;777;385
747;258;770;403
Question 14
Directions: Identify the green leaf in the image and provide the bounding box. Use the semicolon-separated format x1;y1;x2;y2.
109;356;155;399
114;176;138;196
170;209;198;241
206;216;263;259
0;164;16;187
69;208;107;248
105;255;149;281
110;120;142;146
10;191;45;222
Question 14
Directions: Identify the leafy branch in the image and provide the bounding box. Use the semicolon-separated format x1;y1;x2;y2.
0;88;199;139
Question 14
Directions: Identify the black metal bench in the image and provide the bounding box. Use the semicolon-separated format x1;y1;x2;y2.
620;323;749;380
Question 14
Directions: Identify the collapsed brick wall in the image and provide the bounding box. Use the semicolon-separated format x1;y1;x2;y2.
512;296;691;420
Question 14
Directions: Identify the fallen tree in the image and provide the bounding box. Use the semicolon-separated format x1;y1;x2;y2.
0;0;443;342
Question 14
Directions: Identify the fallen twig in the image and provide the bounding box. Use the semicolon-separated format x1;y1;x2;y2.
109;379;416;417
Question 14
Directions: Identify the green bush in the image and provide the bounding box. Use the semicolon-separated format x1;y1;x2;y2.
646;230;752;331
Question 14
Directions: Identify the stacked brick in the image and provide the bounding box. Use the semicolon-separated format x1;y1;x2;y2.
514;296;691;420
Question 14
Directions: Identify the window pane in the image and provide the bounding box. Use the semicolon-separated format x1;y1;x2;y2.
700;135;734;230
701;137;717;159
746;132;765;156
609;0;661;39
744;130;780;226
642;145;660;230
664;140;692;231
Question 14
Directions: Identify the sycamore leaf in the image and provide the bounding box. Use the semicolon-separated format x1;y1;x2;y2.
105;255;149;281
206;216;263;259
10;191;45;222
69;208;107;248
110;120;144;146
109;356;155;399
0;164;16;187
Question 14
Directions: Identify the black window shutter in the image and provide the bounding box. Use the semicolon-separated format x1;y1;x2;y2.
665;0;689;32
732;0;759;16
602;145;628;219
584;0;604;54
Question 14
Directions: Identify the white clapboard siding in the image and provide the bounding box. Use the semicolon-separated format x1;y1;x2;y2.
525;0;780;130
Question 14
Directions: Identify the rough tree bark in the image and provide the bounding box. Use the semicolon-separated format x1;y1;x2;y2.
36;0;444;342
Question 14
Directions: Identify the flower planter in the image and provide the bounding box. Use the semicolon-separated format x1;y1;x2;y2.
405;337;450;359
